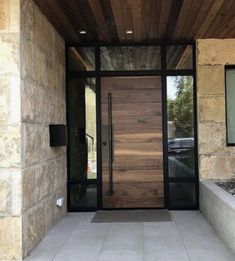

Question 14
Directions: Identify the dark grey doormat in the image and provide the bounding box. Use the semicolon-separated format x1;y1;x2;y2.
91;209;171;223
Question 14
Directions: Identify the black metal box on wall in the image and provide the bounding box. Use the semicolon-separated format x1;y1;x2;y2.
49;124;67;147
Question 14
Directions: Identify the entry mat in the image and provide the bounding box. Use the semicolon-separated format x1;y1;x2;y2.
91;209;172;223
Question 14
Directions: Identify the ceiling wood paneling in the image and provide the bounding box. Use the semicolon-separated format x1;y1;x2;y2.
32;0;235;43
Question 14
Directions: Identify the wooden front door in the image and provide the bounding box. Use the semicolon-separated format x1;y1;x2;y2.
101;76;164;208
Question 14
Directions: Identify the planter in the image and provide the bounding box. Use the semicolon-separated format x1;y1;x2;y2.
200;180;235;254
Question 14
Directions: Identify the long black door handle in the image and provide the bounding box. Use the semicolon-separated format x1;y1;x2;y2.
108;92;113;195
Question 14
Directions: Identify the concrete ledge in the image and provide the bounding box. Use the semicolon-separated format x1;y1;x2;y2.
200;180;235;254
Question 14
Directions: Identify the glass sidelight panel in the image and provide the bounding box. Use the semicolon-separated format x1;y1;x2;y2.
225;67;235;145
167;76;197;208
169;183;196;208
67;78;97;210
167;76;195;178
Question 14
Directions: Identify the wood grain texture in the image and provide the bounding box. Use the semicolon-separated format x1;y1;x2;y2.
101;76;163;208
33;0;235;43
102;169;164;183
102;182;164;208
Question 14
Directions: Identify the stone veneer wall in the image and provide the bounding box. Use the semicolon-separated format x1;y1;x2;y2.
0;0;66;259
197;39;235;180
21;0;66;257
0;0;22;260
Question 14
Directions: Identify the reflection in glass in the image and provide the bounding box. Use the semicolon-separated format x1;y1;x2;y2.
167;45;193;70
67;78;97;209
167;75;197;208
68;47;95;71
169;183;196;208
100;46;161;71
226;68;235;144
167;76;195;179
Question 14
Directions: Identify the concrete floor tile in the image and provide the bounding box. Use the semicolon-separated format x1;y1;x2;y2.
24;212;235;261
187;248;235;261
53;248;100;261
98;250;143;261
144;250;189;261
143;226;185;252
103;223;143;251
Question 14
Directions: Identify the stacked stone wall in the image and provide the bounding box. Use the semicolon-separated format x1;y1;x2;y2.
0;0;22;260
21;0;66;257
197;39;235;180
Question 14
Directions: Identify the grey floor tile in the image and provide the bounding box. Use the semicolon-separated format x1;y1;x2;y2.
24;212;235;261
187;248;235;261
52;248;100;261
143;224;185;252
171;210;214;234
103;223;143;251
172;211;229;250
24;246;58;261
61;229;107;250
98;250;143;261
179;228;226;250
144;250;189;261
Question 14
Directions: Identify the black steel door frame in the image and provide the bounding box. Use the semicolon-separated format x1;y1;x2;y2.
66;41;198;211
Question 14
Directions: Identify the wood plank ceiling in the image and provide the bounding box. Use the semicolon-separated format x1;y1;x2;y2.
32;0;235;43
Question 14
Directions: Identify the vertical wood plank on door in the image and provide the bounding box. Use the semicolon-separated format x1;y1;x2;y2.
101;76;164;208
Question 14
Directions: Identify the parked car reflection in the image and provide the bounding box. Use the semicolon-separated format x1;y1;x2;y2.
168;137;194;154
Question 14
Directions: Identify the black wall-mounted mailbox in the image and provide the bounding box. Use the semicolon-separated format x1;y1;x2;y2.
49;124;67;147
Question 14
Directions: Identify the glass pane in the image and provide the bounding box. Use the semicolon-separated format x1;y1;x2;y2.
67;78;97;209
226;68;235;144
100;46;161;71
68;47;95;71
167;76;195;178
70;184;97;209
169;183;196;208
167;45;193;70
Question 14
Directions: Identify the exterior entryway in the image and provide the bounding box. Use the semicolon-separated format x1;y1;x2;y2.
67;43;198;211
101;76;164;208
24;211;235;261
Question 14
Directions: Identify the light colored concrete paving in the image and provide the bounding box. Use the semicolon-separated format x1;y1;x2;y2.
24;211;235;261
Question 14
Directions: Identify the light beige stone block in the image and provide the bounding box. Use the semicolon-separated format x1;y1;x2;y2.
46;187;67;231
0;34;20;75
0;75;20;124
21;39;36;80
198;96;225;123
0;216;22;260
21;80;51;123
21;0;35;41
197;66;224;96
0;76;10;122
53;156;67;193
22;158;65;212
0;125;21;168
0;0;9;31
34;7;54;55
35;48;46;87
198;124;227;154
197;39;235;65
23;201;47;256
200;155;235;179
0;169;21;216
53;32;65;66
22;123;47;167
22;166;42;211
21;40;46;86
9;0;20;32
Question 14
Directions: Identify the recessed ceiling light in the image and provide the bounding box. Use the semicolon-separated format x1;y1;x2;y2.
79;30;86;34
126;30;133;34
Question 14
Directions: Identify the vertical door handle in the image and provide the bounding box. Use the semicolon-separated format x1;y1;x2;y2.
108;92;113;195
